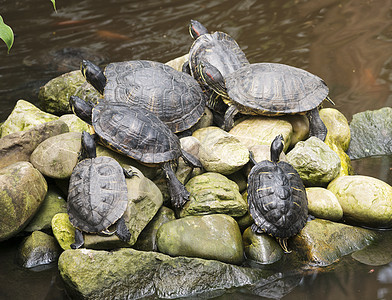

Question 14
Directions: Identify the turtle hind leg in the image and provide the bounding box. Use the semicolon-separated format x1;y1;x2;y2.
123;167;139;179
277;237;292;253
223;105;239;131
308;108;327;141
71;229;84;249
181;149;202;169
162;162;190;209
115;216;131;242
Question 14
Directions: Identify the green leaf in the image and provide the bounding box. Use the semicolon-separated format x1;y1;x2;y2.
0;16;14;53
51;0;57;12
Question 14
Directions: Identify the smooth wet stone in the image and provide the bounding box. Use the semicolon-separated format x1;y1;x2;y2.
165;53;189;71
0;119;69;169
347;107;392;159
229;117;293;152
192;126;249;175
38;70;100;115
189;107;214;132
305;187;343;222
292;218;377;266
58;248;271;300
227;170;247;193
51;213;76;250
24;185;67;232
352;231;392;266
58;114;90;133
243;227;283;264
286;136;341;186
327;175;392;228
281;114;309;147
30;132;82;179
133;206;176;251
157;214;244;265
0;100;59;138
180;172;247;218
17;231;62;269
319;108;353;176
83;169;163;249
0;162;47;242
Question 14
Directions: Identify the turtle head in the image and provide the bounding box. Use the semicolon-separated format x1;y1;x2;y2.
69;96;94;125
198;62;228;97
189;20;209;39
80;60;106;95
81;131;97;159
270;134;284;163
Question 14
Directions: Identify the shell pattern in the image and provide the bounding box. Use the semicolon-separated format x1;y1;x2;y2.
247;159;308;239
103;60;206;133
67;156;128;233
92;101;182;164
226;63;329;115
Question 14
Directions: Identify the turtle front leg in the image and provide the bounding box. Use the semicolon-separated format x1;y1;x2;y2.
71;228;85;249
223;105;239;131
308;108;327;141
115;216;131;242
123;167;139;179
162;162;190;209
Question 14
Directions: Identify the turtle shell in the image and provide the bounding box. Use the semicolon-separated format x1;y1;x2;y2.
92;101;182;164
189;31;249;111
67;156;128;233
102;60;206;133
247;160;308;238
225;63;329;115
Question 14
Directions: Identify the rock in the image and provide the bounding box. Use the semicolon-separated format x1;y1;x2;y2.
248;144;287;163
51;213;76;250
243;227;283;264
0;100;59;138
165;53;189;71
24;185;67;232
347;107;392;159
227;170;248;193
292;218;377;266
281;114;309;147
0;119;69;169
305;187;343;222
319;108;353;176
38;70;100;115
229;117;293;152
81;169;163;249
327;175;392;228
0;162;48;241
176;136;203;184
193;126;249;175
180;172;248;218
189;107;214;132
17;231;62;269
286;136;341;186
58;114;90;133
30;132;82;179
156;214;244;265
133;206;176;251
58;248;272;300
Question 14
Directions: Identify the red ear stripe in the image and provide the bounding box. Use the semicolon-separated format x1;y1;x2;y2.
192;26;200;37
206;71;214;80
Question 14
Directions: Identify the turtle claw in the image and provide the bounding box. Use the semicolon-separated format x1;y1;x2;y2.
71;229;85;249
123;168;139;179
115;216;131;242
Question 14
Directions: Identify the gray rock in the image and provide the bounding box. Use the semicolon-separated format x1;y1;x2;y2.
0;162;48;241
306;187;343;222
30;132;82;179
181;172;248;218
286;136;341;186
243;227;283;264
24;185;67;232
292;218;377;266
0;100;59;138
193;126;249;175
0;119;69;170
347;107;392;159
38;70;100;115
157;214;244;264
133;206;176;251
17;231;62;269
58;247;273;300
328;175;392;228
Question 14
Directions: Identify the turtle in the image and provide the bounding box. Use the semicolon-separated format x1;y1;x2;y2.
67;131;134;249
80;59;207;134
198;61;333;141
69;95;202;209
247;134;308;253
186;20;249;117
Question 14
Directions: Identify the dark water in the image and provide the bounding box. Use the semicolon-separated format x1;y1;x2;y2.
1;0;392;299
